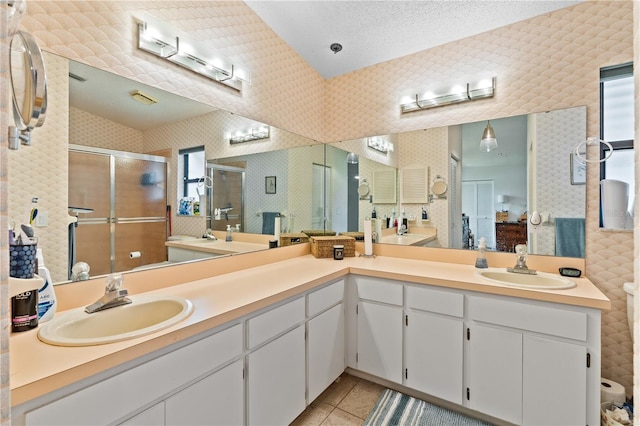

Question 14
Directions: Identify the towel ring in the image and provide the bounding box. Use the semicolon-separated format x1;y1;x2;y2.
573;137;613;164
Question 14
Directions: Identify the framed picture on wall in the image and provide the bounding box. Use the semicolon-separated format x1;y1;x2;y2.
570;152;586;185
265;176;276;194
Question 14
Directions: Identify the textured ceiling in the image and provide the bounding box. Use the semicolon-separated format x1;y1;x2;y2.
245;0;584;78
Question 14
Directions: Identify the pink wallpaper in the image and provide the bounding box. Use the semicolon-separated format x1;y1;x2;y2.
1;0;635;412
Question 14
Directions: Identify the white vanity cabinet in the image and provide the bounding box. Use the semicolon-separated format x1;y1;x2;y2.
467;295;593;426
246;297;306;426
405;285;464;404
307;280;345;402
354;277;403;384
24;323;244;426
118;402;165;426
165;359;244;426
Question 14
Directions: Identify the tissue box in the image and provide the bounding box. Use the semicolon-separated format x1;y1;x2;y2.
279;233;309;246
310;236;355;258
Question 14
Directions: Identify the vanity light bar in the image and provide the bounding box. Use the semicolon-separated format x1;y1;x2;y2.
229;127;270;144
367;137;394;154
400;77;496;114
137;14;251;91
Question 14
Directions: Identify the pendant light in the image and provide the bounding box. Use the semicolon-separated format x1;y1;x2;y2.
346;152;359;164
479;121;498;152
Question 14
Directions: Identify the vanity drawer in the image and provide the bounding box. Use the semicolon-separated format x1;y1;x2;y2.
355;276;403;306
308;279;344;317
406;285;463;318
468;296;587;341
248;297;305;349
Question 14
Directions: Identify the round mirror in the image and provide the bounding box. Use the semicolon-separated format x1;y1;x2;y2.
432;176;448;196
358;180;370;198
10;30;47;132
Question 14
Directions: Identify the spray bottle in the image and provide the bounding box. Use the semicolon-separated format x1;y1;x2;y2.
36;249;57;321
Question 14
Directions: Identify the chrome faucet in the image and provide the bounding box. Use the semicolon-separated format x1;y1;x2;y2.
507;244;537;275
397;224;408;236
203;228;217;240
85;273;132;314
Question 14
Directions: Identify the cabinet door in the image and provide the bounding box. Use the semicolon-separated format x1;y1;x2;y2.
357;301;403;383
248;325;305;425
165;359;244;426
523;335;586;426
405;311;463;404
118;402;164;426
468;324;522;425
308;303;345;402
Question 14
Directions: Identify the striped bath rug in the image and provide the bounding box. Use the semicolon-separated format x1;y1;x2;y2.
364;389;490;426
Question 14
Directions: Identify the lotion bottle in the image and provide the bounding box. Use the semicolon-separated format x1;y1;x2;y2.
475;237;488;269
36;248;57;322
226;224;233;242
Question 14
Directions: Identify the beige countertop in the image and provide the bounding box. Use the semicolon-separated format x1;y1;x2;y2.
379;226;437;246
165;238;268;255
11;253;609;409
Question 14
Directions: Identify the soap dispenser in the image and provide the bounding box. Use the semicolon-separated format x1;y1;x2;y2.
371;206;377;219
421;205;428;220
225;224;232;242
475;237;488;269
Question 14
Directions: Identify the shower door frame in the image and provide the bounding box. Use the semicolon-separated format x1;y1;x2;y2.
69;144;169;277
206;163;246;231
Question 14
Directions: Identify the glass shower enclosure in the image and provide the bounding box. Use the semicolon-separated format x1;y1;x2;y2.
68;145;168;278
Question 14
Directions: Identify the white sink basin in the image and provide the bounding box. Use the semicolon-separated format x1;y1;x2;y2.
38;295;193;347
478;269;576;290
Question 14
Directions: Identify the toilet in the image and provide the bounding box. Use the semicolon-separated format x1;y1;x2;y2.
623;282;634;341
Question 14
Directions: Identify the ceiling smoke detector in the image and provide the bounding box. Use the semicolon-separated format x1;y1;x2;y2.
130;90;158;106
330;43;343;54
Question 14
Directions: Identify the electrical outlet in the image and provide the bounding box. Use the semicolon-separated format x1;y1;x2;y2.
35;211;48;227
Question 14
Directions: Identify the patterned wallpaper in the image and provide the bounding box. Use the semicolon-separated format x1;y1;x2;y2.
8;52;68;283
70;107;144;152
532;107;587;256
399;127;450;247
1;4;12;421
1;0;635;410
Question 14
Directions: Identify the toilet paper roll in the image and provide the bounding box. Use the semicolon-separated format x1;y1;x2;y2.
129;251;141;259
601;378;626;404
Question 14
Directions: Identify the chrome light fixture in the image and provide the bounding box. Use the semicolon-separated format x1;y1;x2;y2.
229;126;270;144
367;137;394;154
137;14;251;91
400;77;495;114
479;121;498;152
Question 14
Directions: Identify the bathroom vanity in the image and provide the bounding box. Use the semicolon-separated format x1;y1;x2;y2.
10;252;608;426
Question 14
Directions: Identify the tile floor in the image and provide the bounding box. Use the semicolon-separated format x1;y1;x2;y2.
291;373;385;426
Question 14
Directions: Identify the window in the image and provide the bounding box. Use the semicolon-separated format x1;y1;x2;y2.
600;63;634;218
179;146;205;199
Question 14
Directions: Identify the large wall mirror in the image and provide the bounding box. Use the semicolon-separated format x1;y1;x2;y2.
329;106;587;257
8;52;587;285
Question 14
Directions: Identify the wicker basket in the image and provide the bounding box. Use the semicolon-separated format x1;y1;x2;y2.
302;229;336;237
279;233;309;246
496;211;509;222
339;231;365;241
310;236;356;258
